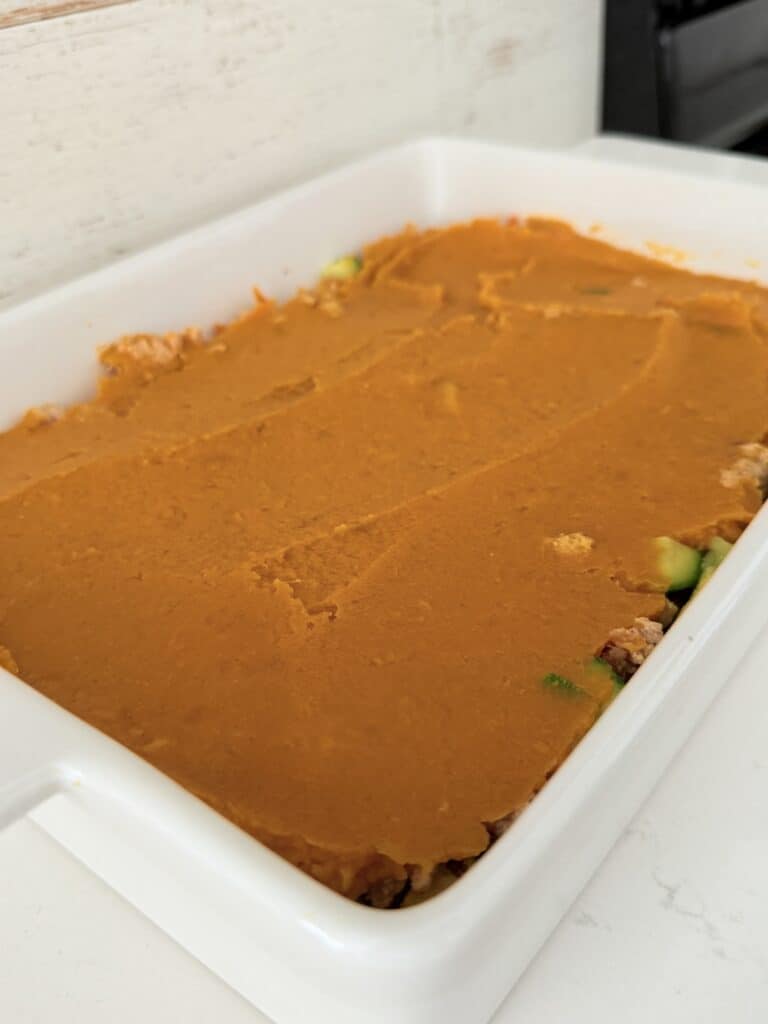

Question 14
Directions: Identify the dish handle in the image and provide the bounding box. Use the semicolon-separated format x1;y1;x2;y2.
0;669;75;831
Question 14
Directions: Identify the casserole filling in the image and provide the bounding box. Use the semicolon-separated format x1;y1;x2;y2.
1;218;767;906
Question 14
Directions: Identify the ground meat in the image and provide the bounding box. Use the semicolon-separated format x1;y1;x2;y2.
408;863;436;893
101;328;202;369
545;532;595;555
486;809;520;839
720;442;768;496
599;616;664;681
658;598;680;628
364;875;409;909
400;864;465;907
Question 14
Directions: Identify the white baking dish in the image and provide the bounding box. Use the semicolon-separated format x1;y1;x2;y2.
2;138;768;1024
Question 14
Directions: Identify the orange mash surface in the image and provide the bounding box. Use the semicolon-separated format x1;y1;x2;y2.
1;219;767;901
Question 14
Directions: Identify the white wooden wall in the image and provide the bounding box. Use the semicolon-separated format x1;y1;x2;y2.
1;0;603;309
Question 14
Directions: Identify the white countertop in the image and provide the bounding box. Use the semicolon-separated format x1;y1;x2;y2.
3;136;768;1023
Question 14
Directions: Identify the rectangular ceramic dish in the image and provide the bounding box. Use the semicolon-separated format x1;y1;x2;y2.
2;138;768;1024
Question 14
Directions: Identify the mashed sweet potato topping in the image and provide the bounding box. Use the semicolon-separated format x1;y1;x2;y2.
1;219;767;903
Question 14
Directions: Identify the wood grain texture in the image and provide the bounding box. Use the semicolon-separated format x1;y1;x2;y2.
0;0;602;309
0;1;133;30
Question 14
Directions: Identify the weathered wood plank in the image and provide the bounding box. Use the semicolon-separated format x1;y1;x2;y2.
0;0;601;309
0;1;133;30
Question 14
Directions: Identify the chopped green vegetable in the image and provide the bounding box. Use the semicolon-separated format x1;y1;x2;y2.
321;255;362;280
693;536;733;595
587;656;624;691
703;536;732;567
585;656;624;706
654;536;702;591
542;672;589;698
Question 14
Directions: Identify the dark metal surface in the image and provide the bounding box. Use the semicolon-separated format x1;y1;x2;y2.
603;0;768;150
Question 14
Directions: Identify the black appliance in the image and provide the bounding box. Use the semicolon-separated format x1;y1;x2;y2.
603;0;768;153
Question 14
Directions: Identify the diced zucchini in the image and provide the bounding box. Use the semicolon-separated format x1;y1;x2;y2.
654;536;702;591
584;656;625;708
321;255;362;280
542;672;589;698
693;536;733;596
703;536;732;568
587;656;624;693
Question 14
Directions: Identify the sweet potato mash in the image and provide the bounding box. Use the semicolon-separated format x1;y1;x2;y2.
1;219;767;905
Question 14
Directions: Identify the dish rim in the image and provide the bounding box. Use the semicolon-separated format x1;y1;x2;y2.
1;134;767;953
